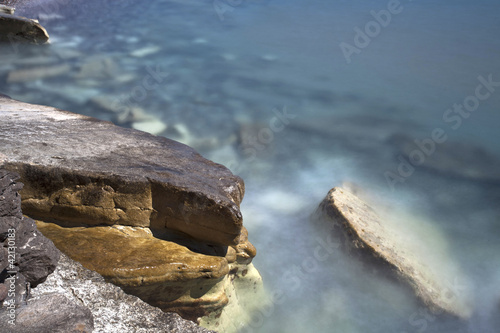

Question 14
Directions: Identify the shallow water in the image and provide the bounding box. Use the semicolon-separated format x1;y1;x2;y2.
1;0;499;332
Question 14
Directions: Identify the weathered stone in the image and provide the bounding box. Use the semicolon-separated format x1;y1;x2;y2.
0;283;7;304
316;187;472;319
0;293;94;333
36;221;229;320
0;12;49;44
0;170;59;288
30;253;215;333
0;96;244;246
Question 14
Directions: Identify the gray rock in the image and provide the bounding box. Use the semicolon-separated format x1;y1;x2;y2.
0;170;60;288
0;12;49;44
0;95;244;246
316;187;472;319
30;253;215;333
0;283;6;304
0;294;94;333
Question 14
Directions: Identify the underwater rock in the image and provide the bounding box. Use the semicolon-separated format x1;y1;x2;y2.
0;95;244;246
0;12;49;45
76;56;119;79
388;133;500;185
6;64;71;83
30;254;215;333
132;119;168;135
130;45;162;58
316;187;472;319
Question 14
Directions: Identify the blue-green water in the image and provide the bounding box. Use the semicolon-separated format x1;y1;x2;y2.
1;1;499;332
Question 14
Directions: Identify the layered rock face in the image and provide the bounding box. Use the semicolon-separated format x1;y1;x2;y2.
0;96;263;330
0;170;215;333
316;187;472;319
0;95;244;246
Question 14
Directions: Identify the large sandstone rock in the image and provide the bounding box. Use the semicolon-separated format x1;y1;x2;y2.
0;12;49;44
316;187;472;319
35;221;263;331
29;253;215;333
0;95;244;246
0;97;265;331
36;222;229;320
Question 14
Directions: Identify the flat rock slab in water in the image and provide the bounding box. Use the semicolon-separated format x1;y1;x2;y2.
0;12;49;44
0;96;244;246
317;187;471;319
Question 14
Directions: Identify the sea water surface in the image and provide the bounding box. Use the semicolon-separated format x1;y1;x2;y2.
1;0;499;332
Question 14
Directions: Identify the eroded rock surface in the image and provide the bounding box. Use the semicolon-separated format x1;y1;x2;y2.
36;222;229;320
316;187;472;319
0;95;244;246
0;12;49;44
0;294;95;333
0;97;264;331
35;221;263;330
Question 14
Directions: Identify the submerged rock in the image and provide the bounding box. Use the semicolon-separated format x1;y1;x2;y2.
0;95;244;246
316;187;472;319
0;12;49;45
388;133;500;185
7;64;71;83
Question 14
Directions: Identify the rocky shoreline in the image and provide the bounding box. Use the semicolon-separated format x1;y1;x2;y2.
0;96;264;332
0;169;215;333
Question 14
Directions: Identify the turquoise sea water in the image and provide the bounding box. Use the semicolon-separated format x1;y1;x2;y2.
1;1;499;332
